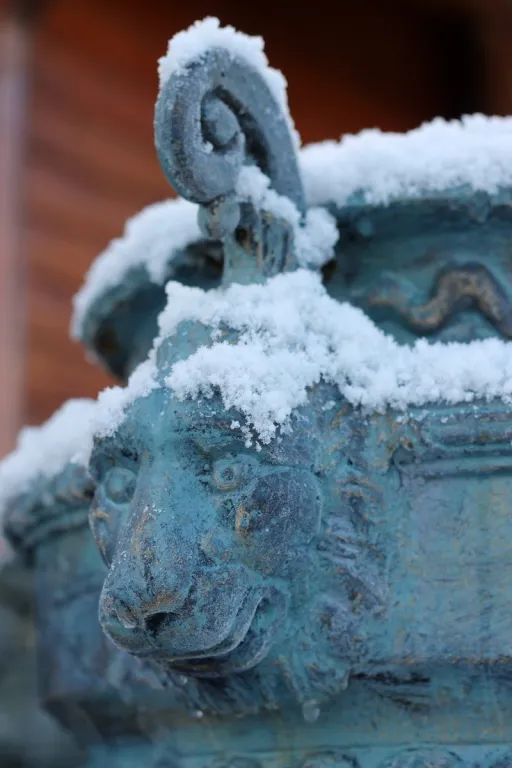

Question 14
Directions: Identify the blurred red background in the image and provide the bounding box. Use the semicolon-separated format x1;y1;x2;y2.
1;0;512;455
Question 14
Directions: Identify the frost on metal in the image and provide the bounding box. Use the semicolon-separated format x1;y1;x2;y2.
72;113;512;338
235;166;338;267
71;198;201;339
71;168;338;339
69;19;512;453
0;399;97;517
301;114;512;208
157;16;298;147
84;271;512;452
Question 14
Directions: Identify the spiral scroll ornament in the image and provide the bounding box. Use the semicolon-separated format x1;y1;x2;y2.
155;46;306;243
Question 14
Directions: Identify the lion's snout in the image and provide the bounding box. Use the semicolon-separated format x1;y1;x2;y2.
100;541;252;660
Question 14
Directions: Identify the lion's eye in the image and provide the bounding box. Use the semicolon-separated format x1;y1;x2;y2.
212;459;246;491
104;468;137;504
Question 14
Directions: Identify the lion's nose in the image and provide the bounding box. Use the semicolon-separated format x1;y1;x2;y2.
108;591;185;632
144;611;177;635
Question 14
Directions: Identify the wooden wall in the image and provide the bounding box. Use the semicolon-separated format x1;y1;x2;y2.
2;0;511;448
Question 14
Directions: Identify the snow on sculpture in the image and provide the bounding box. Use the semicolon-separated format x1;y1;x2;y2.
77;16;512;729
4;13;512;768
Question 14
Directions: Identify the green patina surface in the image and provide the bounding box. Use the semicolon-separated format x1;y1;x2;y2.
5;28;512;768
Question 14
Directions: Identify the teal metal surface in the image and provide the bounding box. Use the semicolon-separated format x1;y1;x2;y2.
4;23;512;768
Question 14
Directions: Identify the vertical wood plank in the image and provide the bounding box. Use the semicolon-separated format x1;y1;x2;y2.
477;7;512;115
0;2;29;456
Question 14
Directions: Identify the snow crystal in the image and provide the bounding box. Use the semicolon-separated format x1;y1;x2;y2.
0;399;97;517
72;115;512;339
158;19;512;208
71;170;338;340
236;165;298;223
77;355;160;457
71;198;201;339
157;17;300;149
0;367;163;511
76;23;512;348
236;166;338;267
296;208;339;268
74;269;512;454
301;114;512;208
155;270;512;444
73;268;512;459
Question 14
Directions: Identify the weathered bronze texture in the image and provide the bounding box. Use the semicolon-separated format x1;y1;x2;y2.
4;22;512;768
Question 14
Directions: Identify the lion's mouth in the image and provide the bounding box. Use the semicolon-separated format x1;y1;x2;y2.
101;586;285;676
162;590;284;677
145;589;261;659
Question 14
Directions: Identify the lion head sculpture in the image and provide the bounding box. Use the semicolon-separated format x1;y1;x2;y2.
88;308;387;714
